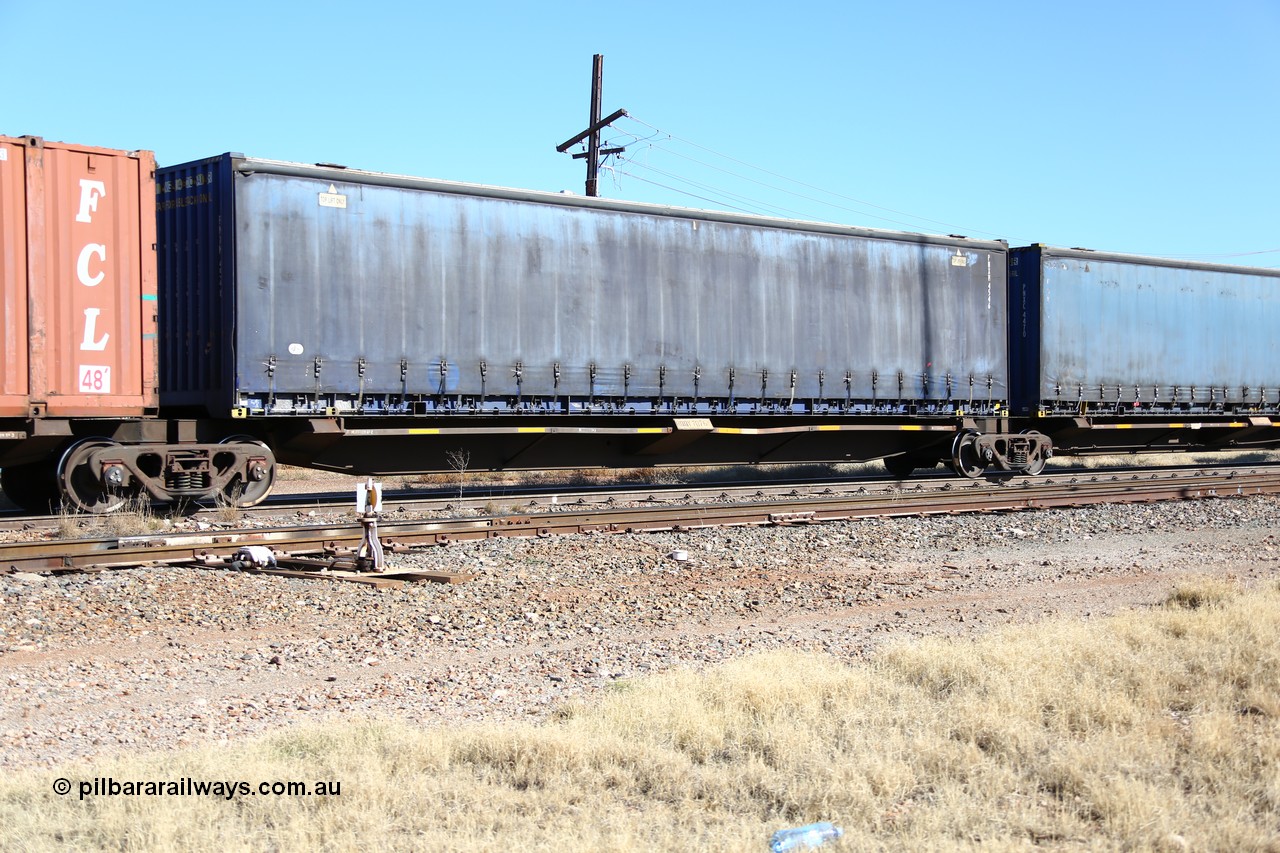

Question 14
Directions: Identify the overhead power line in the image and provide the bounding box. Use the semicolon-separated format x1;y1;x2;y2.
618;114;1022;241
567;105;1276;265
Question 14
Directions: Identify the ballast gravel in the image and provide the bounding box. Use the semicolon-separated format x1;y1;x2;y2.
2;495;1278;769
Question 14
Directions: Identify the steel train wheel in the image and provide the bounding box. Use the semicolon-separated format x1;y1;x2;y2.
218;436;276;508
57;438;128;514
1021;430;1048;475
950;430;986;479
1;461;62;513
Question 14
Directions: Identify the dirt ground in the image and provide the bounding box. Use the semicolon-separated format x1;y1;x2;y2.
2;492;1278;770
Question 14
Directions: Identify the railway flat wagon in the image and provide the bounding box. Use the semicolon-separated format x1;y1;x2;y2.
157;154;1030;478
1008;245;1280;456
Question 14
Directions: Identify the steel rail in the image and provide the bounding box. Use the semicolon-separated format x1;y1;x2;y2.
4;462;1277;534
3;469;1278;575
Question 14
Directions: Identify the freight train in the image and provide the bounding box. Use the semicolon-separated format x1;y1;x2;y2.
2;134;1278;512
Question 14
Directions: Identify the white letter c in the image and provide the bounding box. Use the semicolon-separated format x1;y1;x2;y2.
77;243;106;287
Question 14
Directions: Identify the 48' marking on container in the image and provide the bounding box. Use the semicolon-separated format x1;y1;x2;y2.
78;365;112;394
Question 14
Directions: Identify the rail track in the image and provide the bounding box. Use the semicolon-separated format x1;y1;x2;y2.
3;459;1276;532
3;465;1277;581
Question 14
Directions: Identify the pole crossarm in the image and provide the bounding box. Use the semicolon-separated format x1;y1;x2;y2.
556;108;630;154
572;146;626;160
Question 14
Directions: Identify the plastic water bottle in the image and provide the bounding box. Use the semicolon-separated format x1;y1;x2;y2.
769;821;843;852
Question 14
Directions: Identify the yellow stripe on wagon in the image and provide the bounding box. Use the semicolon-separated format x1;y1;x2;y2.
1095;421;1257;431
712;423;945;436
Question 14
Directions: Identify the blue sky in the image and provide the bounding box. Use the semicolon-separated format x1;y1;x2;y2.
3;0;1276;262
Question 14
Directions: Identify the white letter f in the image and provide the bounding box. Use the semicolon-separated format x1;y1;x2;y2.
75;179;107;223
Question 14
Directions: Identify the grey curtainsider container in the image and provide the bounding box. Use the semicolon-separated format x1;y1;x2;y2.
1008;245;1280;417
157;155;1009;420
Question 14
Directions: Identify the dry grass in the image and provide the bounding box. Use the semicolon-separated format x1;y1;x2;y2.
398;461;885;492
55;495;172;539
4;578;1278;852
208;489;245;525
1046;449;1280;470
274;465;323;483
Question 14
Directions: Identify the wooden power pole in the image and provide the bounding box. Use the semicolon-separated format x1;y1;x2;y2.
556;54;628;197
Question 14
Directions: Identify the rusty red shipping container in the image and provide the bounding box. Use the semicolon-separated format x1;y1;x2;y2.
0;135;157;418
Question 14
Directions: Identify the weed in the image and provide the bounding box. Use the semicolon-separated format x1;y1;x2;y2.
5;580;1277;851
